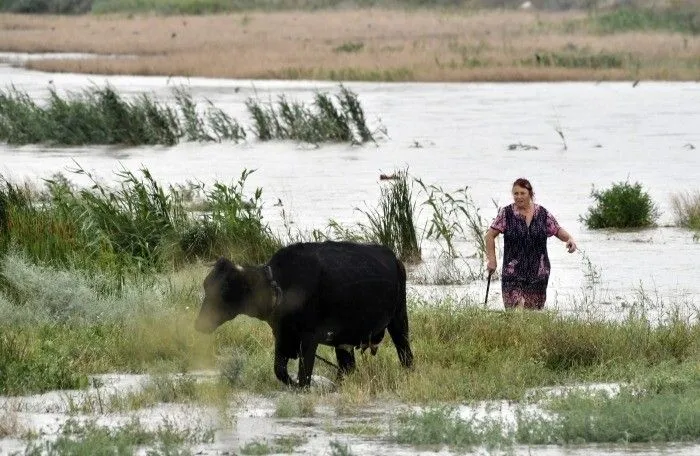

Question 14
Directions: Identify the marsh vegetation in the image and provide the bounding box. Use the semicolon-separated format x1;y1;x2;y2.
1;3;699;81
0;84;377;146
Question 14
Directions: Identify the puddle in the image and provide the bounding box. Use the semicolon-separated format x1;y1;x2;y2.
2;373;699;455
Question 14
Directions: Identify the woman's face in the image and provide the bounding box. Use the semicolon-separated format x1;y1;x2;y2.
512;185;532;207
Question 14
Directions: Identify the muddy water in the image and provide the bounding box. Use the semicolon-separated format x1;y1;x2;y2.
1;56;700;455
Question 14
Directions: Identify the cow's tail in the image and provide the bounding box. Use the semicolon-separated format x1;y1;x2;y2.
389;258;413;368
397;258;407;312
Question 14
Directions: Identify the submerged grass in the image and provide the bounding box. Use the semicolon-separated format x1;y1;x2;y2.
0;84;376;146
520;380;700;444
246;84;377;144
391;370;700;449
23;417;214;455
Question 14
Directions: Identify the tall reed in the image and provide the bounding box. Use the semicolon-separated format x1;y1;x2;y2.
245;85;378;145
417;180;487;261
359;169;421;263
180;169;281;265
0;85;244;146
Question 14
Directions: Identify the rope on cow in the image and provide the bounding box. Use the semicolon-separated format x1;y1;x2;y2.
315;353;339;370
263;264;282;308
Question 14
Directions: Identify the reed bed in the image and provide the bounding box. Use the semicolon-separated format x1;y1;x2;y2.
1;8;698;81
0;85;375;146
0;166;279;283
246;85;377;144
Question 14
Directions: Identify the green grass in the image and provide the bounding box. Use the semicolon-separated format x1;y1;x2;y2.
593;7;700;36
333;42;365;53
2;259;697;402
239;434;307;455
391;406;509;450
391;364;700;448
528;50;630;69
0;166;279;282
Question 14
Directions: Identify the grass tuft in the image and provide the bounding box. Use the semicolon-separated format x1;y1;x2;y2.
670;190;700;231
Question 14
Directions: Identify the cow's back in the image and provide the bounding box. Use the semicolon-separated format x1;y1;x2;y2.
269;241;403;345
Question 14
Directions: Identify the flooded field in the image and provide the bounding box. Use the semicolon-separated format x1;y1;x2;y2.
1;56;699;455
2;372;699;456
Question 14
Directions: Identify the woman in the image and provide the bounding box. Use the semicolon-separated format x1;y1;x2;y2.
485;178;577;309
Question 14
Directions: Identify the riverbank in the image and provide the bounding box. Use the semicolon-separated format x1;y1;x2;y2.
1;8;699;81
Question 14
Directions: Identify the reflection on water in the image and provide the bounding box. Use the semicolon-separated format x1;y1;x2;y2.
1;59;699;319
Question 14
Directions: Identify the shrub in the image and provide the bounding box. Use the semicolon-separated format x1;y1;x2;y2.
580;181;660;229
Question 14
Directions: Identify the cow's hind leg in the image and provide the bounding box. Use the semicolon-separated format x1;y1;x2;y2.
387;309;414;368
274;352;294;387
335;347;356;379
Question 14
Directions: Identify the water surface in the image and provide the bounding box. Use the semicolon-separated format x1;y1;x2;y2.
1;60;699;317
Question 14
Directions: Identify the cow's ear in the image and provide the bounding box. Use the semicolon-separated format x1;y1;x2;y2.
213;257;233;272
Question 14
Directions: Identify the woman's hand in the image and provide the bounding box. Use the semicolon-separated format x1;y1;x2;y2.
565;238;577;253
487;258;497;273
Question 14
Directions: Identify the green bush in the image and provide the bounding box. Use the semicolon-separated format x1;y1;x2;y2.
580;181;660;229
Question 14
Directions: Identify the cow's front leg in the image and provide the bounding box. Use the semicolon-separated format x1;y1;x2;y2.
297;338;318;388
274;349;294;386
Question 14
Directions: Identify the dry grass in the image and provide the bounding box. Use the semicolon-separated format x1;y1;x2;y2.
0;402;25;438
1;9;699;81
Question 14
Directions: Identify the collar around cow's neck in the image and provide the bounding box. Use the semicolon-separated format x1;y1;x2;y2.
263;264;282;308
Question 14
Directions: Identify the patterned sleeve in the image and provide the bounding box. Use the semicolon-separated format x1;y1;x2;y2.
490;207;507;233
545;209;561;237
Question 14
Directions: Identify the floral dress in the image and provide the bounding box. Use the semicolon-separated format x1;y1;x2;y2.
490;204;560;309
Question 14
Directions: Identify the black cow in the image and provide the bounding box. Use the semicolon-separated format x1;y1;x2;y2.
194;241;414;388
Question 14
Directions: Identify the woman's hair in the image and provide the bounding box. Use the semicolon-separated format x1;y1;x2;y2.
512;178;534;198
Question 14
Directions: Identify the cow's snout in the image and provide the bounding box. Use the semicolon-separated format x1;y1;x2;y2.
194;311;217;334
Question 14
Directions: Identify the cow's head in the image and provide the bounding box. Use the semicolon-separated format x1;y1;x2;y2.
194;257;252;334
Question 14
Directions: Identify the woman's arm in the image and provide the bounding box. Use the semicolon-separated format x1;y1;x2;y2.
485;228;500;272
555;228;577;253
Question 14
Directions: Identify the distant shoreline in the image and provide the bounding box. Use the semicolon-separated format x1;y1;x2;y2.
1;9;698;82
